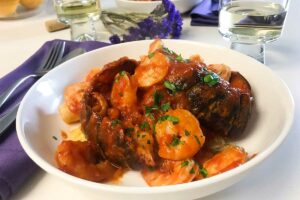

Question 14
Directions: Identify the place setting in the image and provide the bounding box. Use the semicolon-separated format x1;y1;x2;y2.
0;0;296;200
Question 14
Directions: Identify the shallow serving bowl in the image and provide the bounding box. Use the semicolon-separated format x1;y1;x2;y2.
16;40;294;200
115;0;203;13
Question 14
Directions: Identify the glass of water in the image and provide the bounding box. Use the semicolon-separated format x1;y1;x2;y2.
218;0;289;63
53;0;101;41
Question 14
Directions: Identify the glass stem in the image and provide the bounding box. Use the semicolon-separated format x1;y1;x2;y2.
70;18;99;41
230;43;265;64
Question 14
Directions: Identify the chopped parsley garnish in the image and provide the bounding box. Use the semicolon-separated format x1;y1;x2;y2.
175;54;184;62
115;71;126;83
200;167;208;177
171;136;181;146
164;80;177;94
148;52;155;59
184;129;190;136
124;128;134;136
118;92;123;97
181;160;189;167
189;168;195;174
162;47;189;63
162;47;176;55
203;73;219;86
140;121;150;131
144;91;162;120
161;102;171;112
147;140;151;144
194;135;201;145
146;112;155;120
153;90;162;106
158;115;179;124
145;106;155;120
111;119;121;127
145;106;153;114
141;134;146;138
52;136;58;140
119;71;126;76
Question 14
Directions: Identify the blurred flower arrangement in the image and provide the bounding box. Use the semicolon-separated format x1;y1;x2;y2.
100;0;183;44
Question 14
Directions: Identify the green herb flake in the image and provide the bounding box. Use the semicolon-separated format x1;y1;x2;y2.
167;115;179;124
111;119;121;127
162;47;176;55
147;140;151;144
124;128;134;136
146;112;155;120
140;121;150;131
161;102;171;112
189;168;195;174
153;90;162;106
158;115;168;122
203;73;219;86
148;52;155;59
158;115;179;125
164;80;177;94
118;92;124;97
119;71;126;76
142;134;146;138
194;135;201;145
200;167;208;177
145;106;153;115
52;136;58;140
184;129;190;136
171;136;180;146
181;160;189;167
175;54;184;62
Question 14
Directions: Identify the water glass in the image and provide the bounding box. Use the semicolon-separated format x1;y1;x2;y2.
218;0;289;63
52;0;101;41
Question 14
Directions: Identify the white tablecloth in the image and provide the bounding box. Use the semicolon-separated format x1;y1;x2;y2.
1;0;299;199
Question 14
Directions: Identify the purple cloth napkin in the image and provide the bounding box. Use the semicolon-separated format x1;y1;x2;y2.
191;0;220;26
0;39;110;200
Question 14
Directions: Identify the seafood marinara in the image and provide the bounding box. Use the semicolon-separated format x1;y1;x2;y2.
55;39;253;186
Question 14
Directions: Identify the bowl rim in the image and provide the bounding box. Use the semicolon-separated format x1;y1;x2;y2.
16;39;295;194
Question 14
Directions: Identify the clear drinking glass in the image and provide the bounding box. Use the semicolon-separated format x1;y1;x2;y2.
218;0;289;63
52;0;101;41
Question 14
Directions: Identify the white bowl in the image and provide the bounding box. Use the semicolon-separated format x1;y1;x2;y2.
115;0;203;13
16;40;294;200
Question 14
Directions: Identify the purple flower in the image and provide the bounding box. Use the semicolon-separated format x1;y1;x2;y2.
109;35;121;44
171;11;183;38
106;0;183;44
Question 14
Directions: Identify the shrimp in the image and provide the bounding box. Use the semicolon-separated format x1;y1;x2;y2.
85;67;101;82
134;41;169;88
207;64;232;81
189;54;204;63
148;38;163;53
111;71;137;111
202;145;248;178
59;82;88;123
142;159;199;186
55;140;119;182
155;109;205;160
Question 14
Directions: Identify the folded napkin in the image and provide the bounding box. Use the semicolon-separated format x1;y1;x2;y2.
190;0;220;26
0;39;110;200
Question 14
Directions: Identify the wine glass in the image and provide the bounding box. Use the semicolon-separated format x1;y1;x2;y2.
52;0;101;41
218;0;289;63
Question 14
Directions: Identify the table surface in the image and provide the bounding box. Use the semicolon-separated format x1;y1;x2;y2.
1;0;299;200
